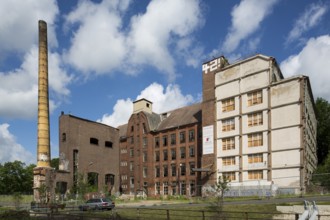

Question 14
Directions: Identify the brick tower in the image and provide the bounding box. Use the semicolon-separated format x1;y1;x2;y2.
33;20;55;203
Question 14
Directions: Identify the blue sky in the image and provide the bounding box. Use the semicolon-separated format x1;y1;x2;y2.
0;0;329;165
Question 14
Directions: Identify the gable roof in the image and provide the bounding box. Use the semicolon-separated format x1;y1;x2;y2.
156;103;201;131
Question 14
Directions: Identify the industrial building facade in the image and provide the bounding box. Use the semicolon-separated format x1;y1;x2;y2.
201;54;317;194
56;113;120;196
118;99;202;196
55;54;317;197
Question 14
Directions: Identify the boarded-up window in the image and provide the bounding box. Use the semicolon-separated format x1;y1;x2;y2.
248;133;263;147
247;90;262;106
222;98;235;112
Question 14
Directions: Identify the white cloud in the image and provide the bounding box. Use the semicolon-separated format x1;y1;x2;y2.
127;0;203;81
136;83;194;113
0;123;35;164
222;0;278;54
97;98;133;127
0;47;72;119
64;0;203;81
280;35;330;101
0;0;59;57
64;0;129;74
286;3;328;45
98;83;195;127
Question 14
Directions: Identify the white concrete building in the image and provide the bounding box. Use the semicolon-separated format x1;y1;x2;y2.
201;54;317;195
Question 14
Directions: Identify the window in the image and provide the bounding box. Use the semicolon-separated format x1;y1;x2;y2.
130;162;134;171
155;151;160;162
163;150;168;161
155;137;160;148
62;133;66;142
248;154;263;164
189;145;195;157
143;167;147;178
180;147;186;159
222;137;235;150
189;162;195;175
171;181;177;195
248;112;263;127
163;165;168;177
248;170;263;180
131;126;134;132
120;161;127;166
188;130;195;142
180;164;186;176
190;181;196;196
87;172;98;189
222;98;235;112
130;148;134;157
90;137;99;145
170;134;176;145
247;90;262;106
142;123;147;134
130;177;134;187
248;133;263;147
222;118;235;132
155;182;160;194
130;136;134;144
179;131;186;143
105;141;113;148
155;166;160;178
171;149;176;160
162;135;168;146
223;172;236;181
222;157;236;166
171;164;176;176
105;174;115;185
163;182;169;195
180;181;186;195
143;152;147;162
143;137;147;148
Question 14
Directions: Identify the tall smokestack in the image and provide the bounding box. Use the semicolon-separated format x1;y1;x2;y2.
37;20;51;167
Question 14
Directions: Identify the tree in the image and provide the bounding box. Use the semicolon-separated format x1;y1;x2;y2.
315;98;330;164
214;175;230;206
0;161;35;194
51;158;59;171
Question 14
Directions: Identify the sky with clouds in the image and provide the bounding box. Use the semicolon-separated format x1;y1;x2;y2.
0;0;329;165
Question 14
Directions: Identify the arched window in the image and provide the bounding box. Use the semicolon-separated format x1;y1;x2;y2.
105;174;115;185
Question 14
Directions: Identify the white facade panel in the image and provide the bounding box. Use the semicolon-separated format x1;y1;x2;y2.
242;132;268;154
217;117;240;138
272;104;301;129
216;136;240;157
216;97;240;119
272;150;300;169
242;153;268;170
216;65;240;85
239;57;270;77
241;89;268;114
271;127;301;151
272;168;300;187
271;79;300;107
242;170;268;183
240;71;269;93
215;80;240;100
242;110;268;134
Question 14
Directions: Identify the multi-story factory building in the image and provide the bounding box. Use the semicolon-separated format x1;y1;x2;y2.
201;54;317;194
118;99;202;196
55;54;317;197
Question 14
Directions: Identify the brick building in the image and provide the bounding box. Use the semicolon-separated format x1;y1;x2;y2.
56;113;120;196
55;54;317;197
119;99;202;197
